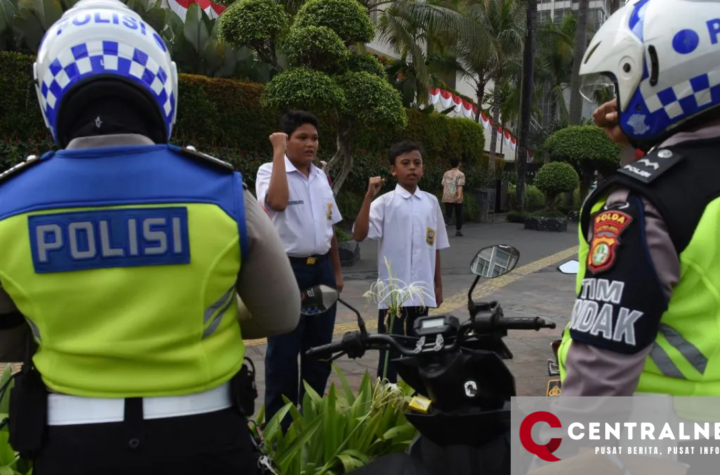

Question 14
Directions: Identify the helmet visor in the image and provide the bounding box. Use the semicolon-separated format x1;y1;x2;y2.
580;73;617;106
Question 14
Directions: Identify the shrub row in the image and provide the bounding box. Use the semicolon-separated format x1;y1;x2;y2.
0;52;491;220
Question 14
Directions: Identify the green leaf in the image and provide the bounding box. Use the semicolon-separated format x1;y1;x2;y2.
262;402;293;444
337;453;365;472
0;367;14;416
0;431;14;467
255;405;266;426
356;410;383;454
275;414;323;469
322;383;338;464
382;423;416;441
332;363;356;405
338;449;370;466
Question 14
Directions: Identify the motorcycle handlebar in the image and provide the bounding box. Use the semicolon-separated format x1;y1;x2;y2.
305;316;556;359
305;333;416;358
496;317;557;331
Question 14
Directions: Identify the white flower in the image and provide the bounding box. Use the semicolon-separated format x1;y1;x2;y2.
363;256;433;315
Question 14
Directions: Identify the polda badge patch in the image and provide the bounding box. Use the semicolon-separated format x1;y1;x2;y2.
588;209;633;274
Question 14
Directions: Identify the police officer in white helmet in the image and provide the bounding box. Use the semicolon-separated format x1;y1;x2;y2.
0;0;301;473
557;0;720;470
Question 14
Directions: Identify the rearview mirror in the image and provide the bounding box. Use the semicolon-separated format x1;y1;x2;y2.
557;260;579;275
470;244;520;278
300;285;339;316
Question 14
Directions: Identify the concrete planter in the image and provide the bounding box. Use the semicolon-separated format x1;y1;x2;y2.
524;216;568;232
338;240;361;267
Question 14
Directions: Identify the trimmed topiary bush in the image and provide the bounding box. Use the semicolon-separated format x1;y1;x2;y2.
293;0;375;45
284;26;349;71
261;67;345;111
534;162;580;211
340;52;386;78
217;0;289;68
542;125;621;197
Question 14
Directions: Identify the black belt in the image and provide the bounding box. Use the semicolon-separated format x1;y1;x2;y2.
288;254;328;265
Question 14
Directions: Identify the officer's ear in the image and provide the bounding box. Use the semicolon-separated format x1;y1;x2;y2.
390;166;397;178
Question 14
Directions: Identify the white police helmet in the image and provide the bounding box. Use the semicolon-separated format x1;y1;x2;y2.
34;0;178;144
579;0;720;143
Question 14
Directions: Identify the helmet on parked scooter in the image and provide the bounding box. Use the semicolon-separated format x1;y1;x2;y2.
579;0;720;145
34;0;178;146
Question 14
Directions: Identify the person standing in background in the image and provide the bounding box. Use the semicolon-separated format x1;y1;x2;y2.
255;110;344;431
441;157;465;237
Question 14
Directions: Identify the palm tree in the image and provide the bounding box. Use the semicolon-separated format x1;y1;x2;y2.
469;0;524;177
535;13;576;131
568;0;590;125
375;0;467;107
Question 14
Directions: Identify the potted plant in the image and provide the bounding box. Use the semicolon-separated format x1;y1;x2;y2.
524;162;579;232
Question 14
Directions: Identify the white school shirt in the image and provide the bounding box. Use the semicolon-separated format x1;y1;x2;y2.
255;156;342;257
360;184;449;309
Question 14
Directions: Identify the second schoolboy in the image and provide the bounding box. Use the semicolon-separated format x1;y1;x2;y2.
353;141;449;383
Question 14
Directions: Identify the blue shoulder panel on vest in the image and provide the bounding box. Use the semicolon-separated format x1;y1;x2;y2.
29;207;190;274
0;144;249;263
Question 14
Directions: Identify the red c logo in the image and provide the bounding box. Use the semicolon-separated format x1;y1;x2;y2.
520;411;563;462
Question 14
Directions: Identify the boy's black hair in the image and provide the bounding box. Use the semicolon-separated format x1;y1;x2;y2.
388;140;424;166
449;157;461;168
280;110;320;137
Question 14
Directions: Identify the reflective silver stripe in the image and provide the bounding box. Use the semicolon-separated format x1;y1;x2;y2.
649;342;685;379
659;324;708;375
203;285;235;325
203;292;235;338
25;317;42;343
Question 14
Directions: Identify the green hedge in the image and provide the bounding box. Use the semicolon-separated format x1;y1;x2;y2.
0;52;488;219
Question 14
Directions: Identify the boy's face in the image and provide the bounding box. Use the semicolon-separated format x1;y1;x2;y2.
391;150;423;187
287;123;319;166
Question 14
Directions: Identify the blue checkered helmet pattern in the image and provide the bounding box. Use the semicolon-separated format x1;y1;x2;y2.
34;0;178;143
578;0;720;143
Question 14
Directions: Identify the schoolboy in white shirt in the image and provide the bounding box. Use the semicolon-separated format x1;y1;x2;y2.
353;141;449;383
255;110;343;430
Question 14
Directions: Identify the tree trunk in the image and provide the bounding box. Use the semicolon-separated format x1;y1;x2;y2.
580;168;594;201
547;93;557;134
474;79;486;122
330;125;354;195
488;78;502;180
516;0;536;213
568;0;590;125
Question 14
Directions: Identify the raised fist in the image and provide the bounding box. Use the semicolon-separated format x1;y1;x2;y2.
367;176;384;197
269;132;288;152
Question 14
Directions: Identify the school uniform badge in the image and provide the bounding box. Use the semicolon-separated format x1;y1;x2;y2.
326;203;333;221
426;228;436;246
588;209;633;274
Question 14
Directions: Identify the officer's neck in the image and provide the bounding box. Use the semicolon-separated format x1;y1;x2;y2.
65;134;155;150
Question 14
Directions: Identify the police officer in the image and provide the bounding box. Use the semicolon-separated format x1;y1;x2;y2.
558;0;720;397
557;0;720;468
0;1;301;473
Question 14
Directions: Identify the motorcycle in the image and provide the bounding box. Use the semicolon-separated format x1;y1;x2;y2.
299;244;558;475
